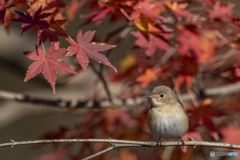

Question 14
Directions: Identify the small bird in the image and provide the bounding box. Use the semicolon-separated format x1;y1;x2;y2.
147;85;189;147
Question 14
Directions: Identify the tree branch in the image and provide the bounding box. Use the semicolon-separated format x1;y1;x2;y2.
90;64;113;102
1;138;240;160
154;47;176;69
0;81;240;109
82;146;115;160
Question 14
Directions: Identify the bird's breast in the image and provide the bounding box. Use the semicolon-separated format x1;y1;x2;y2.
147;103;189;140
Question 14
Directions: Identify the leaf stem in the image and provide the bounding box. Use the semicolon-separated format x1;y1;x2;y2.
41;41;47;55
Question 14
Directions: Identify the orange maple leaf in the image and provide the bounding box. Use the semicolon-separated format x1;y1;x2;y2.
136;68;161;88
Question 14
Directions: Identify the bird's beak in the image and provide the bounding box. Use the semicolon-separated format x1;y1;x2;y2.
146;95;153;99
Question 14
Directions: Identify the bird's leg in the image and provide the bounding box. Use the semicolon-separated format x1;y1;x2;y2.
157;137;161;147
178;137;185;149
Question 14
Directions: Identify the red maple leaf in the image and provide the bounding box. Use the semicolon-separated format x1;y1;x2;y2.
11;6;52;35
80;0;136;26
132;1;163;21
187;98;223;131
177;58;199;86
177;25;216;65
66;30;117;73
24;45;78;94
208;2;234;20
0;0;15;23
177;26;202;58
131;31;170;57
81;7;111;25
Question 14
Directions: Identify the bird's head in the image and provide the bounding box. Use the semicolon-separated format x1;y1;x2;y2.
146;86;180;106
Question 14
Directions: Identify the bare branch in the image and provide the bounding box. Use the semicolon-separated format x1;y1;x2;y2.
0;138;240;159
154;47;176;69
90;64;113;102
82;146;115;160
82;143;142;160
0;81;240;109
89;23;133;102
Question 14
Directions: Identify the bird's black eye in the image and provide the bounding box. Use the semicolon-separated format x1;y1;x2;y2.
160;94;164;98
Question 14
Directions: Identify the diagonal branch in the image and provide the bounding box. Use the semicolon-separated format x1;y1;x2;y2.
154;47;177;69
90;63;113;102
82;146;115;160
82;143;142;160
1;138;240;160
90;23;133;102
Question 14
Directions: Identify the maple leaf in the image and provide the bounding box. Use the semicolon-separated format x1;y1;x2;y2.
132;1;163;21
66;30;117;73
165;1;192;21
133;13;164;33
131;2;169;34
177;25;216;65
80;7;111;26
132;31;170;57
24;45;78;94
106;52;161;83
80;0;136;26
177;74;194;87
136;68;161;88
177;58;199;86
187;98;223;131
106;54;140;82
39;19;68;46
119;54;136;73
66;0;87;21
0;0;15;23
177;26;202;59
11;6;52;35
208;2;234;20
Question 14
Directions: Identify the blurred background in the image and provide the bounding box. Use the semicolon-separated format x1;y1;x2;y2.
1;0;240;160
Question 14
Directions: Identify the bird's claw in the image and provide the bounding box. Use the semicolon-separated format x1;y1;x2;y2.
178;137;185;149
157;137;161;147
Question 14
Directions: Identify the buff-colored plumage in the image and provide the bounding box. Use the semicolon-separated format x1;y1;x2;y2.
147;86;189;141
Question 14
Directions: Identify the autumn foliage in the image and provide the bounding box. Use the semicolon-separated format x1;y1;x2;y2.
1;0;240;159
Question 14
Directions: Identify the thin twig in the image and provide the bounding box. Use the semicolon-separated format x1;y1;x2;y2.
186;86;199;107
154;47;176;69
90;64;113;102
94;23;133;101
194;48;237;100
120;8;132;21
82;146;115;160
1;138;240;160
214;30;236;48
83;143;142;160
